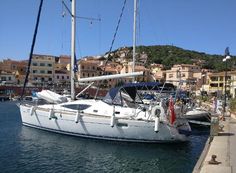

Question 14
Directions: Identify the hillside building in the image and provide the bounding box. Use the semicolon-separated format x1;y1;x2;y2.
29;54;56;86
165;64;202;91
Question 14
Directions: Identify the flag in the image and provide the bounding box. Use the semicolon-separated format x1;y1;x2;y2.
73;53;78;72
169;96;176;125
225;47;230;56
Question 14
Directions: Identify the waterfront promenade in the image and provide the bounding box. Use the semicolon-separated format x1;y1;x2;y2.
194;114;236;173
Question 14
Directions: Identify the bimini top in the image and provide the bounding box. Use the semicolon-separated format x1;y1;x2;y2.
102;82;175;106
103;86;140;106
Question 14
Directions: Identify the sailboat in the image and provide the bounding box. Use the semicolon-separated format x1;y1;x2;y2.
19;0;188;143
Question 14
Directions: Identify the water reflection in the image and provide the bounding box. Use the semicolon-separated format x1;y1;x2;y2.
17;126;207;173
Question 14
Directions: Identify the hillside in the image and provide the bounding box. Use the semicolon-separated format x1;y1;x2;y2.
109;45;235;71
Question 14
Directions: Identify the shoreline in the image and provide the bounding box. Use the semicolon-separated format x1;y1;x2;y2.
193;113;236;173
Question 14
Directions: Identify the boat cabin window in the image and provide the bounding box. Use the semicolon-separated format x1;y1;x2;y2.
62;104;91;110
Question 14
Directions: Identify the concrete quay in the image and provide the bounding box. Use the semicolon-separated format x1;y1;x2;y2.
193;114;236;173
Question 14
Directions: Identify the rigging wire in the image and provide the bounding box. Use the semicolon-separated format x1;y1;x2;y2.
102;0;127;72
61;1;66;54
94;0;127;98
61;0;101;58
98;14;102;55
62;0;101;22
61;0;82;58
20;0;44;100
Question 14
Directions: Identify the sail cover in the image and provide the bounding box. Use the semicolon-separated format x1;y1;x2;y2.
36;90;68;103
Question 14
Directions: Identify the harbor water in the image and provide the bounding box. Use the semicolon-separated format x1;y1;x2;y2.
0;101;209;173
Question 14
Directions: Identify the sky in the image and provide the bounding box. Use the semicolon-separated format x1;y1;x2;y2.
0;0;235;61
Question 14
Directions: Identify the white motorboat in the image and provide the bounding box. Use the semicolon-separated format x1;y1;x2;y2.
184;108;211;122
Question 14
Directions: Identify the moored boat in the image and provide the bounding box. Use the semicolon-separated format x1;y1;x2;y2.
20;82;188;143
19;0;189;143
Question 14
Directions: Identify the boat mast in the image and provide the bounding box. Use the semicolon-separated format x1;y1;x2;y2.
132;0;137;82
71;0;76;100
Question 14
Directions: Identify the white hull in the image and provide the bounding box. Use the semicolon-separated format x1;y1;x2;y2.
20;104;187;143
185;109;210;121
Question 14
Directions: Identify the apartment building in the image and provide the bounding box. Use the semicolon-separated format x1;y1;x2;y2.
29;54;56;86
0;59;27;85
78;56;125;87
0;71;17;85
98;62;122;88
54;69;70;86
15;61;28;84
0;59;19;72
120;62;151;82
55;55;70;71
0;59;27;72
150;63;165;81
230;71;236;98
165;64;202;90
207;72;225;95
206;71;236;98
78;57;101;79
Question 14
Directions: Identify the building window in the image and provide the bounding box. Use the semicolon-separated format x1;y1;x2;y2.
169;74;173;78
40;70;45;74
33;62;37;66
48;64;52;67
210;77;218;81
48;71;52;74
33;70;37;74
62;76;64;80
1;77;6;81
57;76;59;79
8;77;11;80
40;63;45;66
82;66;84;69
49;78;52;81
210;83;218;87
67;76;69;79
